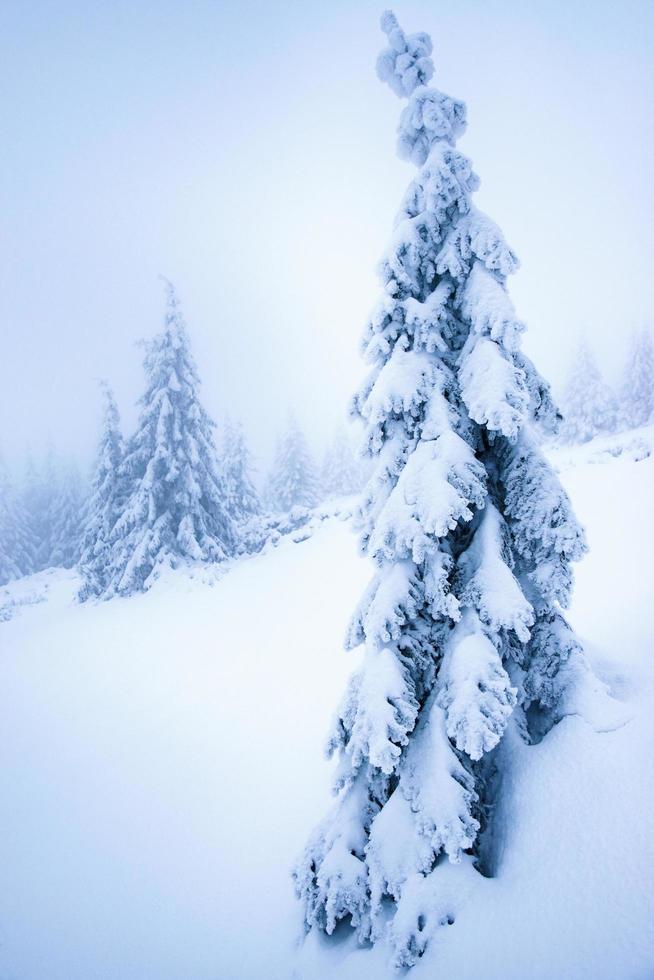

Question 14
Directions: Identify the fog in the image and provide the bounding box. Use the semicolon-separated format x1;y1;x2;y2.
1;0;652;472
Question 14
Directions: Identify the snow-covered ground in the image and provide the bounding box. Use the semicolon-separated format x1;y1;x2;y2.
0;430;652;980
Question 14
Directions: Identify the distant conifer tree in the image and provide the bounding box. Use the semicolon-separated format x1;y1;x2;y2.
105;282;236;596
265;416;319;512
320;425;364;500
559;341;618;443
0;454;36;584
78;383;126;599
619;327;654;430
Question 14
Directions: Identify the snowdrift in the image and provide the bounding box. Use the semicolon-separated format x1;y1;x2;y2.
0;430;652;979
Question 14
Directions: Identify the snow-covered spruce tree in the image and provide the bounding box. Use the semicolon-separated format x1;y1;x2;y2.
320;424;364;500
78;383;126;599
0;455;36;585
218;417;264;556
22;447;60;571
49;462;85;569
105;282;236;596
219;417;260;524
294;12;587;967
265;415;319;512
619;327;654;430
559;340;618;444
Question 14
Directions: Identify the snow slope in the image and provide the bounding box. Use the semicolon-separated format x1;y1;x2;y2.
0;432;653;980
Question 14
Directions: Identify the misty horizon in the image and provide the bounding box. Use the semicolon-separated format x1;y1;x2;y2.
1;0;652;472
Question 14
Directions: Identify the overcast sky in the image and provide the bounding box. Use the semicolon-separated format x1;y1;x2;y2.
1;0;652;472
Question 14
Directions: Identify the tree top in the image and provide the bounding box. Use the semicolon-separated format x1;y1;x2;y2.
376;10;434;98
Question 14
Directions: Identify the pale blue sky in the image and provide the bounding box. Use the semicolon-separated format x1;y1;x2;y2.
1;0;652;468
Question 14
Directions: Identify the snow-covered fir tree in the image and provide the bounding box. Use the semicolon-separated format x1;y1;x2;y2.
619;327;654;430
320;424;364;500
294;12;587;967
78;383;126;599
21;446;60;571
19;449;86;573
0;454;36;585
219;417;260;524
218;417;264;556
49;462;85;569
265;415;319;512
559;340;618;444
103;281;236;597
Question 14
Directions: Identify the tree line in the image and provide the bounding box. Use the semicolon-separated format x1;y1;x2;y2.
0;282;364;592
558;329;653;444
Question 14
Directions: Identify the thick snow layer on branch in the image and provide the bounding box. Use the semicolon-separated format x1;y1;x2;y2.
396;144;478;231
368;697;478;881
327;644;418;778
457;260;524;349
457;504;534;641
459;336;528;440
437;211;519;282
369;432;486;563
347;560;422;649
376;11;434;98
502;436;587;608
294;773;375;941
438;611;517;760
397;88;467;165
362;343;437;426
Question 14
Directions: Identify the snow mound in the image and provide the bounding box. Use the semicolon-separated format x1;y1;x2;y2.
0;441;652;979
549;423;653;471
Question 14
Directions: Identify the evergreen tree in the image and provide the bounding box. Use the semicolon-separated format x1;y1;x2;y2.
219;417;260;524
294;13;586;967
320;424;364;500
265;416;319;512
0;454;36;585
78;383;125;599
49;462;85;569
22;446;60;570
619;327;654;430
559;341;618;444
105;281;236;597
